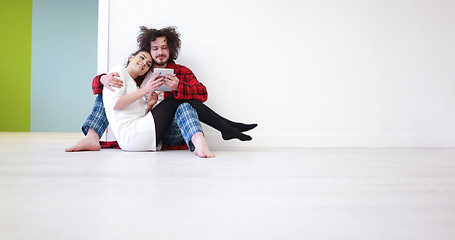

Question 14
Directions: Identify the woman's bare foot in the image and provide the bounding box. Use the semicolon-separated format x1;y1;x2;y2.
65;129;101;152
191;132;215;158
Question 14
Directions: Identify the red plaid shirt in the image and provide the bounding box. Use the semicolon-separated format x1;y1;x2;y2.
92;61;208;102
92;61;208;150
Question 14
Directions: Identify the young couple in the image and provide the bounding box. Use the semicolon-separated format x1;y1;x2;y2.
66;26;257;158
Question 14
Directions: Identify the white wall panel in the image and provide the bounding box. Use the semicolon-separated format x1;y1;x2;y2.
104;0;455;147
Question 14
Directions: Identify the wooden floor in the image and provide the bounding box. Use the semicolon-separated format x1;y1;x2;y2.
1;132;455;240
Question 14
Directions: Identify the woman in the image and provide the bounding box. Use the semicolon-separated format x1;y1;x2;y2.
103;50;254;155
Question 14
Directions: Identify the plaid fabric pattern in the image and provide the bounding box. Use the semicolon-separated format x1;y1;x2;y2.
162;103;203;152
83;96;202;151
91;74;104;95
90;61;207;151
162;121;184;146
92;61;208;102
166;62;208;102
81;94;109;138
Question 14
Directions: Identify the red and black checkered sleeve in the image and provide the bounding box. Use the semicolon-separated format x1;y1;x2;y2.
173;65;208;102
91;74;106;95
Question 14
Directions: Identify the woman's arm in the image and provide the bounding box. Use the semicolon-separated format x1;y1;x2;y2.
114;88;149;110
114;72;163;110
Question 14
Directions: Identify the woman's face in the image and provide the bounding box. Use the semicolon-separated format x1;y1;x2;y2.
128;51;153;76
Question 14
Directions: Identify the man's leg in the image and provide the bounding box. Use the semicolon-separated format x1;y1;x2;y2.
65;94;109;152
162;120;186;148
162;103;214;158
81;94;109;137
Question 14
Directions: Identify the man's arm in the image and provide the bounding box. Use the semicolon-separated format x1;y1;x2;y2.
92;74;105;95
92;73;123;95
172;64;208;102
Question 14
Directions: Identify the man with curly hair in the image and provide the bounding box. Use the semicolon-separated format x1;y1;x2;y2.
65;26;256;157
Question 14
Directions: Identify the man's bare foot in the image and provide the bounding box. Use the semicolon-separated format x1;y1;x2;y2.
191;132;215;158
65;129;101;152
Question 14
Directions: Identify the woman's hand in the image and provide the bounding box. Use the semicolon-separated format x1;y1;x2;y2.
164;74;179;91
101;72;123;91
146;92;159;111
143;73;164;93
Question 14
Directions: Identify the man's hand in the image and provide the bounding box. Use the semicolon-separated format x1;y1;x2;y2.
101;72;122;91
164;74;179;91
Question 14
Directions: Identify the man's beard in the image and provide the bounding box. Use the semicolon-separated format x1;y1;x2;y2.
154;56;168;67
155;61;167;67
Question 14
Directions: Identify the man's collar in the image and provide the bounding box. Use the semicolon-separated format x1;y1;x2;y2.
166;60;175;69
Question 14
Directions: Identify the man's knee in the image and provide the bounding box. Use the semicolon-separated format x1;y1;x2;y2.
176;102;196;114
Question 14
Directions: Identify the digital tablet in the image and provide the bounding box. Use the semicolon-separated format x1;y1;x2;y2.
154;68;174;91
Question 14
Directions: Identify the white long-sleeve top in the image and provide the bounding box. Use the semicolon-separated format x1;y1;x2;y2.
102;65;157;151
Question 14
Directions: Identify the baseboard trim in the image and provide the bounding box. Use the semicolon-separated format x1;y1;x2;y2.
204;134;455;148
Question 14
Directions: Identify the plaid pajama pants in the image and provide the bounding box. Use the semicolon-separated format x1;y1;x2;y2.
82;94;203;151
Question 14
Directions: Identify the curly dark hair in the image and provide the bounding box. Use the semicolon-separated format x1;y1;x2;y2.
137;26;181;62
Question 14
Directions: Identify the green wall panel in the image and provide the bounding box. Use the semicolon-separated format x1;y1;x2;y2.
0;0;33;131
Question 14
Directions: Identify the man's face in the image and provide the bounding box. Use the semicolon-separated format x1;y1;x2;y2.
150;36;170;67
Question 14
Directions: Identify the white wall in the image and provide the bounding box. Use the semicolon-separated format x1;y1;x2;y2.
101;0;455;148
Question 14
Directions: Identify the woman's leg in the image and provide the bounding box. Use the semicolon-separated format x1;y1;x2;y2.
215;116;257;132
151;95;183;145
185;99;253;141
